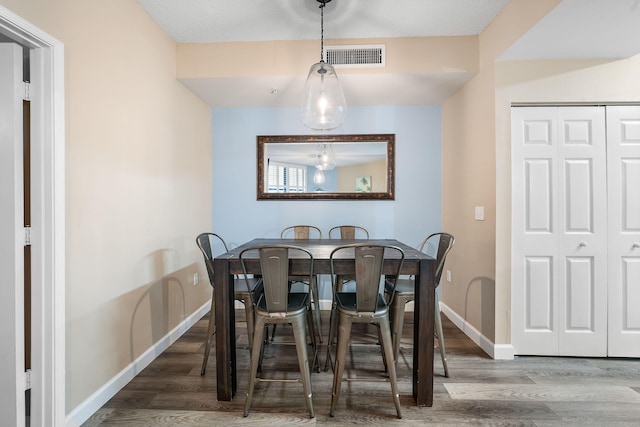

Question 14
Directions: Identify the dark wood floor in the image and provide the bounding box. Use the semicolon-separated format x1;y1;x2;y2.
83;310;640;426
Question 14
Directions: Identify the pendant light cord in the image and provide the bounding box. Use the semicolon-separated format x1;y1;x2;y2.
319;0;325;62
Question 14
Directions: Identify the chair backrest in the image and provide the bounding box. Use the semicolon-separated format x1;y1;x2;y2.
418;232;455;286
330;244;405;313
280;225;322;239
328;225;369;239
195;232;230;288
239;245;314;314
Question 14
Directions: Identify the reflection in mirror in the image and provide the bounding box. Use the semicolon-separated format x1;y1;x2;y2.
257;134;394;200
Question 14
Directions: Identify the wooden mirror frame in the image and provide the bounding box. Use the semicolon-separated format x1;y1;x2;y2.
257;134;395;200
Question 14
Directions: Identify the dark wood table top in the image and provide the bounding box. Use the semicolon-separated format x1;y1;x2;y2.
215;238;431;275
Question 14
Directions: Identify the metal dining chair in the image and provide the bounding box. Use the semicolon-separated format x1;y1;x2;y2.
328;225;369;240
327;243;405;419
239;244;319;418
279;225;323;343
280;225;323;240
328;225;370;291
386;232;455;377
195;233;263;376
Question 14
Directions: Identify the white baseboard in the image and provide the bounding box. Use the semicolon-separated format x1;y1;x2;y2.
439;303;515;360
65;301;211;427
493;344;516;360
315;299;516;360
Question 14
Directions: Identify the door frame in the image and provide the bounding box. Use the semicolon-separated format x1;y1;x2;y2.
0;6;65;426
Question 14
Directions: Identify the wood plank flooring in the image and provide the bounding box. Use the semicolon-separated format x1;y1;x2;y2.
83;310;640;426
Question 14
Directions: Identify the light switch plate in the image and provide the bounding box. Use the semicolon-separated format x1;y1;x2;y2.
475;206;485;221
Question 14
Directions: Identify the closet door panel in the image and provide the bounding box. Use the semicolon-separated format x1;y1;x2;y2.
607;106;640;357
512;107;559;355
557;107;607;357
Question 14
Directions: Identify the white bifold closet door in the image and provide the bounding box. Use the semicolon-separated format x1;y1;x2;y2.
512;106;608;357
606;106;640;357
512;105;640;357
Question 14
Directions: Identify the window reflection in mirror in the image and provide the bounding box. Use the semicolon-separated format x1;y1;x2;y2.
257;134;395;200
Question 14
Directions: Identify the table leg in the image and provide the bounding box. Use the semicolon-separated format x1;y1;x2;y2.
214;258;236;400
413;258;435;406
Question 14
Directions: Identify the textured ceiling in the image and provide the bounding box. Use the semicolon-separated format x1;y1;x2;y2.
136;0;512;43
135;0;640;108
500;0;640;60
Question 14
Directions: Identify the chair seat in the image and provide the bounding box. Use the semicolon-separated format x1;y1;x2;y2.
335;292;389;317
385;278;414;296
255;291;309;316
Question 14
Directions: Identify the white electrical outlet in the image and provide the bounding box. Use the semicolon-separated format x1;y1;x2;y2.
193;272;199;286
446;270;451;282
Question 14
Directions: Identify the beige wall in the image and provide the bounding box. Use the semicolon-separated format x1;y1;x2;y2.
177;36;479;78
337;160;386;193
441;0;562;344
0;0;213;413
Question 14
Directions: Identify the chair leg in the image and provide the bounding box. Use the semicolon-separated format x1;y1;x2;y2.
244;300;255;351
324;302;338;371
257;324;270;374
292;316;316;419
305;302;320;373
389;296;407;363
379;316;403;419
244;316;266;417
434;294;449;378
310;275;323;343
200;301;216;376
329;314;352;417
376;324;388;373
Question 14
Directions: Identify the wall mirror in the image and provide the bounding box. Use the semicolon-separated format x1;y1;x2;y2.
257;134;395;200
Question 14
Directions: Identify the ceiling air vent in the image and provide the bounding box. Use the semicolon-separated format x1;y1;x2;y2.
324;44;386;68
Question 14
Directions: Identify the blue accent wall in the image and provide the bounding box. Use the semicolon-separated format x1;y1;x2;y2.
211;105;441;297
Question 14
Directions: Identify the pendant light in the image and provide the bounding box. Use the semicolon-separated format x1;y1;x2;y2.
301;0;347;130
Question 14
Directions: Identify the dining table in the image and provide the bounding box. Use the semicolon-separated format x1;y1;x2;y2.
212;238;437;406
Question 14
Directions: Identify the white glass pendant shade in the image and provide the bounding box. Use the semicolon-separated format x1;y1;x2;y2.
313;144;337;170
301;61;347;130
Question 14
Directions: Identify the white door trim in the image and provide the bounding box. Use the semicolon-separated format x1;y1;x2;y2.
0;42;25;427
0;6;65;426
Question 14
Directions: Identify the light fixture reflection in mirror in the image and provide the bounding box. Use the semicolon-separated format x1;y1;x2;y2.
314;144;336;170
312;168;326;192
257;134;395;200
313;168;326;184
